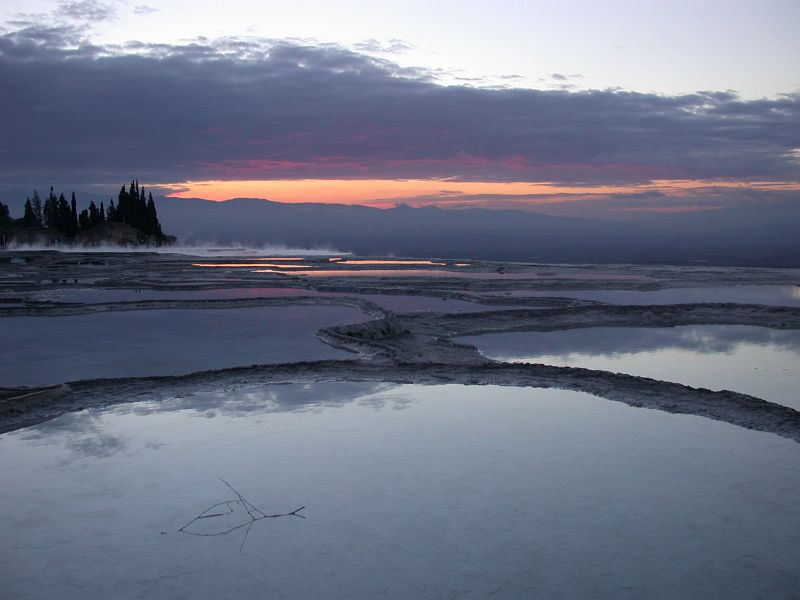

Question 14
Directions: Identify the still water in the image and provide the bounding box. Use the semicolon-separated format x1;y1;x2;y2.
461;325;800;409
1;383;798;599
489;285;800;306
0;306;367;386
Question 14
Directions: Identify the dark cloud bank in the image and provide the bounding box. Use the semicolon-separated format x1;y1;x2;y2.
2;25;799;265
1;25;799;189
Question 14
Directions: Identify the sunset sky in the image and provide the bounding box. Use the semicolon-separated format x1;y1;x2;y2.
1;0;799;217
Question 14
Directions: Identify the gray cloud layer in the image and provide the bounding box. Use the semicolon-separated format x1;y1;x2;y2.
1;26;799;188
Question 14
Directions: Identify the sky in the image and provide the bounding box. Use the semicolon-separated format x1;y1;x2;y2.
1;0;799;217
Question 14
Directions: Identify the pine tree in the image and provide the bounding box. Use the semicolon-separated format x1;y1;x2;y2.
78;208;90;230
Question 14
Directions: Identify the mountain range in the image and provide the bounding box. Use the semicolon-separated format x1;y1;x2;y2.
153;197;800;266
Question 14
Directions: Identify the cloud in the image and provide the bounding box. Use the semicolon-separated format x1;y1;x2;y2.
56;0;117;22
0;26;799;190
133;4;159;15
353;38;413;54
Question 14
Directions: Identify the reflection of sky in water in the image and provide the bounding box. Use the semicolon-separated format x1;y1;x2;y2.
337;260;447;265
251;269;650;279
0;306;369;386
191;262;313;268
461;325;800;409
1;383;798;599
32;287;329;303
490;285;800;306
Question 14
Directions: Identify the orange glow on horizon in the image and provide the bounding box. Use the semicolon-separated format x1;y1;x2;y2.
251;257;306;261
164;178;800;207
338;260;447;265
192;263;311;268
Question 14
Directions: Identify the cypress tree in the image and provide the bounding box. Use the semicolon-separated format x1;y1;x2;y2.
43;188;58;229
31;191;43;226
57;193;70;233
117;185;130;224
70;192;78;235
88;201;99;227
146;192;162;236
22;199;36;227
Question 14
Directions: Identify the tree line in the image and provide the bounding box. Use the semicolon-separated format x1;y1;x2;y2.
1;180;165;240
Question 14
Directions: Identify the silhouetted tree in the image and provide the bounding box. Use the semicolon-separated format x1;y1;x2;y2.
115;184;130;224
43;187;58;229
31;191;43;226
4;180;168;243
0;201;11;243
57;193;70;233
70;192;78;235
22;199;38;227
146;192;162;235
88;201;100;227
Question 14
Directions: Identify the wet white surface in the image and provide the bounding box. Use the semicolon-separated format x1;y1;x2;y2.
1;383;798;599
25;288;522;313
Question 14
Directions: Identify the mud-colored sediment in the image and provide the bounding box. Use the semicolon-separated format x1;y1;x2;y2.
2;359;799;443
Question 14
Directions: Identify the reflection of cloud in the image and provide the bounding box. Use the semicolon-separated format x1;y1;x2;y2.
467;325;800;359
66;434;125;459
22;410;128;460
19;382;401;461
125;381;400;418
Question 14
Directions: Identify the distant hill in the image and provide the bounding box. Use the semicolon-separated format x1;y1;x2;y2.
155;197;800;267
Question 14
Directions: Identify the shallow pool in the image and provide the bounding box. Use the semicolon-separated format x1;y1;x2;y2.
488;285;800;306
461;325;800;409
1;383;798;599
0;306;368;386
